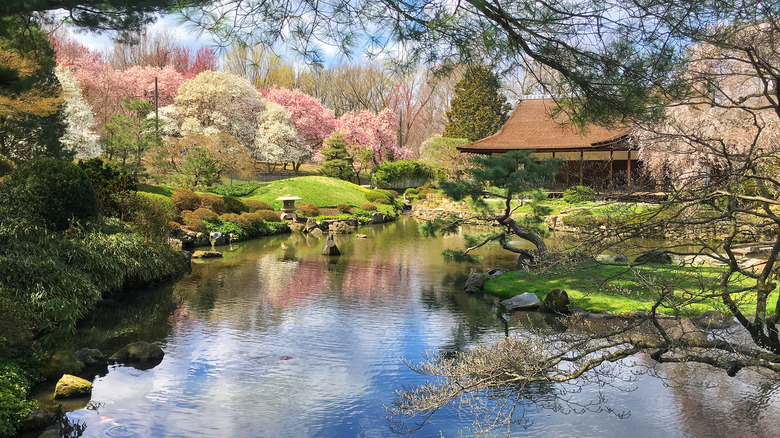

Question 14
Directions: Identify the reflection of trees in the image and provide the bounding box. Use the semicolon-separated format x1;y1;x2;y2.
660;362;780;437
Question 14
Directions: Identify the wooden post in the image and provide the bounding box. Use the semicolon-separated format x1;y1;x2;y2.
609;150;613;189
627;150;632;187
579;150;584;186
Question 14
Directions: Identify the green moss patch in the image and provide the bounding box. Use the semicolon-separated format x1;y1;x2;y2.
242;176;369;209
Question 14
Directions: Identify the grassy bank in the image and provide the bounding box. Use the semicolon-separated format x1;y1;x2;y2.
241;176;369;209
484;260;764;316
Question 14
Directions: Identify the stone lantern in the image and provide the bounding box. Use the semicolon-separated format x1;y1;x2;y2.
276;195;302;220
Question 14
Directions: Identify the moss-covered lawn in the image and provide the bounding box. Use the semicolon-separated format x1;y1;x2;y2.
241;176;369;208
484;260;768;316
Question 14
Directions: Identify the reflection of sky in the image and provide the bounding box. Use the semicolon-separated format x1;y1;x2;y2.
67;218;780;437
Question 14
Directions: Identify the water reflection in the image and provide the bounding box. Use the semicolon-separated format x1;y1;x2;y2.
57;216;780;437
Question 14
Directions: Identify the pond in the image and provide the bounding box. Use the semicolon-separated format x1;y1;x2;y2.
50;216;780;437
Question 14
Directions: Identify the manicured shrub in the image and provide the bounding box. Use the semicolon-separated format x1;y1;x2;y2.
337;204;352;214
387;189;400;198
169;221;182;230
222;196;250;214
365;188;394;203
172;188;201;211
182;210;207;232
246;200;274;211
241;212;266;227
127;192;179;241
562;185;596;204
254;210;282;222
404;188;419;196
193;207;219;222
199;193;226;214
375;198;390;205
0;157;98;231
297;203;320;217
361;203;377;211
220;212;250;228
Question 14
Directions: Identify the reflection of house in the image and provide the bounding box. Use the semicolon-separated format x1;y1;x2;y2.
457;98;639;188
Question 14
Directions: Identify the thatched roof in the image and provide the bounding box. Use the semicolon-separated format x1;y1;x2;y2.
457;98;630;154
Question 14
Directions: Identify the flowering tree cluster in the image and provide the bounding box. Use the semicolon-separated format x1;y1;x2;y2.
252;102;310;171
54;66;101;159
636;23;780;188
262;86;336;149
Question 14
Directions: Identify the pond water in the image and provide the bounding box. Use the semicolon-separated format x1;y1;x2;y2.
53;216;780;437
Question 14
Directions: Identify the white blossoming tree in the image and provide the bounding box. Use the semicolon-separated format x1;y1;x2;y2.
55;65;101;159
252;102;310;172
166;71;265;153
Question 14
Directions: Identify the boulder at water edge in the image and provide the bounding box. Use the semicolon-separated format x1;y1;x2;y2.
595;254;629;264
464;272;487;293
322;233;341;256
54;374;92;399
487;268;508;279
539;288;572;315
109;341;165;363
309;227;323;239
370;212;385;223
209;232;226;246
500;293;541;310
191;250;222;259
635;249;682;265
75;348;106;367
305;217;319;233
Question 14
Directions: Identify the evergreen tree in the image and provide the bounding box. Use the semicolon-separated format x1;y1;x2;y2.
443;66;511;142
103;98;160;177
319;134;354;182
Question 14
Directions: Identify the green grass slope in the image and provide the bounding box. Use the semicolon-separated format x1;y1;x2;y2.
242;176;369;208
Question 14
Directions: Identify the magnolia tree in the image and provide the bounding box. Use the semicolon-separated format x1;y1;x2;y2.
262;86;336;151
252;102;310;172
55;66;101;159
162;71;266;153
334;108;410;184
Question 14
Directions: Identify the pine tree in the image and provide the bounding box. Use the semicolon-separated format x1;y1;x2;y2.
443;66;511;141
319;134;354;182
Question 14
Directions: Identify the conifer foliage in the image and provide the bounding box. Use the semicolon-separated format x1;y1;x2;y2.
443;65;511;142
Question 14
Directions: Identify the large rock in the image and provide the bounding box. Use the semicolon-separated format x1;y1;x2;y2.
109;341;165;363
191;250;222;259
500;293;541;311
539;288;572;315
487;268;508;279
289;222;306;233
595;254;629;264
370;212;386;223
635;249;683;265
309;227;323;239
209;232;226;246
54;374;92;399
321;233;341;256
74;348;106;367
692;310;735;329
464;272;487;293
329;221;356;234
173;229;210;247
305;217;319;233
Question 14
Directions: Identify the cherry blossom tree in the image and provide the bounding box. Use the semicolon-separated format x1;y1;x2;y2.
261;86;336;150
55;66;101;159
252;102;310;172
635;23;780;189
